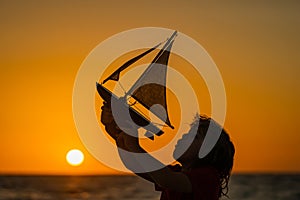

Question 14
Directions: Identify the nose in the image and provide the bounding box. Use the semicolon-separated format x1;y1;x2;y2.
178;133;188;142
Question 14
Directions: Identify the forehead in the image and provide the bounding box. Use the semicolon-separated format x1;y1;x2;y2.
187;120;201;136
190;118;210;136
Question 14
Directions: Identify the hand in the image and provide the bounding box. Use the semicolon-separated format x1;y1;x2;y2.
101;101;114;125
116;129;142;153
115;120;141;152
100;101;121;140
101;101;140;148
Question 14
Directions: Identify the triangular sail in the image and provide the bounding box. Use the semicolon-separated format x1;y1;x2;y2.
102;42;162;84
127;31;177;129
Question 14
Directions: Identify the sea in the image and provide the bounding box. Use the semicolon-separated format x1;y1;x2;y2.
0;174;299;200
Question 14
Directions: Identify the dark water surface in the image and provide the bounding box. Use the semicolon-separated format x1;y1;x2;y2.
0;174;299;200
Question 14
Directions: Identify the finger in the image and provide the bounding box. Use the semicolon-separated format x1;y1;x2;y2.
101;113;114;125
100;106;114;124
116;133;128;150
105;125;119;140
101;105;112;112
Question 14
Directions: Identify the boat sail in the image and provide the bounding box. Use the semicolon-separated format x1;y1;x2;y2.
97;31;177;139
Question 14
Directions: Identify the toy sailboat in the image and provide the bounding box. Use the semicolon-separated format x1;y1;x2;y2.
96;31;177;139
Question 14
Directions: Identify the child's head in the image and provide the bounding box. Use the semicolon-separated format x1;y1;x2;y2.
196;116;235;197
173;115;235;197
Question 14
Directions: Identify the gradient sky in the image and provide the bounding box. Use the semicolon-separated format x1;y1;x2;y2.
0;0;299;175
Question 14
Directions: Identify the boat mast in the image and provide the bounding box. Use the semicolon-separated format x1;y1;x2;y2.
126;30;177;96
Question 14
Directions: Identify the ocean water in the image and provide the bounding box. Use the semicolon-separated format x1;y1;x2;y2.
0;174;299;200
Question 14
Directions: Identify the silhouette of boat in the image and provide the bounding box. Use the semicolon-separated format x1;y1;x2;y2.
96;31;177;139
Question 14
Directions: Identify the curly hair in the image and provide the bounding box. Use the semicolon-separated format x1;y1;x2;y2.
191;115;235;198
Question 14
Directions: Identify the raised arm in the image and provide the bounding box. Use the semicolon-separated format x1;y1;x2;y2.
100;102;193;193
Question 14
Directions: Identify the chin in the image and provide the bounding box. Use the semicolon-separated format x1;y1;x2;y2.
172;151;178;161
173;148;184;162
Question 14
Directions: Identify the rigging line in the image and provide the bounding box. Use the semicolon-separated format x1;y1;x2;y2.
103;39;166;84
131;104;150;122
117;81;127;95
150;37;175;68
104;41;167;85
148;31;177;68
151;121;168;127
126;34;176;97
120;37;168;93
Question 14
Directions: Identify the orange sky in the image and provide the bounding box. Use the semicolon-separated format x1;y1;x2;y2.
0;1;299;175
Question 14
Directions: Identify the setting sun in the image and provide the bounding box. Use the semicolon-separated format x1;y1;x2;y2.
66;149;84;166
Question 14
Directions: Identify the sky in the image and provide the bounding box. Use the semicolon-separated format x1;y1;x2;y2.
0;0;299;175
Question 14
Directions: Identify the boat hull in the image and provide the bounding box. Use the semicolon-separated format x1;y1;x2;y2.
96;82;164;138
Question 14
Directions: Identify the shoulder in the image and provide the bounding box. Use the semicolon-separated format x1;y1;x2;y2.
185;166;219;184
186;166;219;176
184;166;220;199
157;166;220;200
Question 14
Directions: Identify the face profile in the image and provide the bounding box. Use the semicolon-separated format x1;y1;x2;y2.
173;121;203;164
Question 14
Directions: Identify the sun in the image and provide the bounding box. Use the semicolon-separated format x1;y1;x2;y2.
66;149;84;166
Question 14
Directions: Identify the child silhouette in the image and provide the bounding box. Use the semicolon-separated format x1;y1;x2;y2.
101;102;235;200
